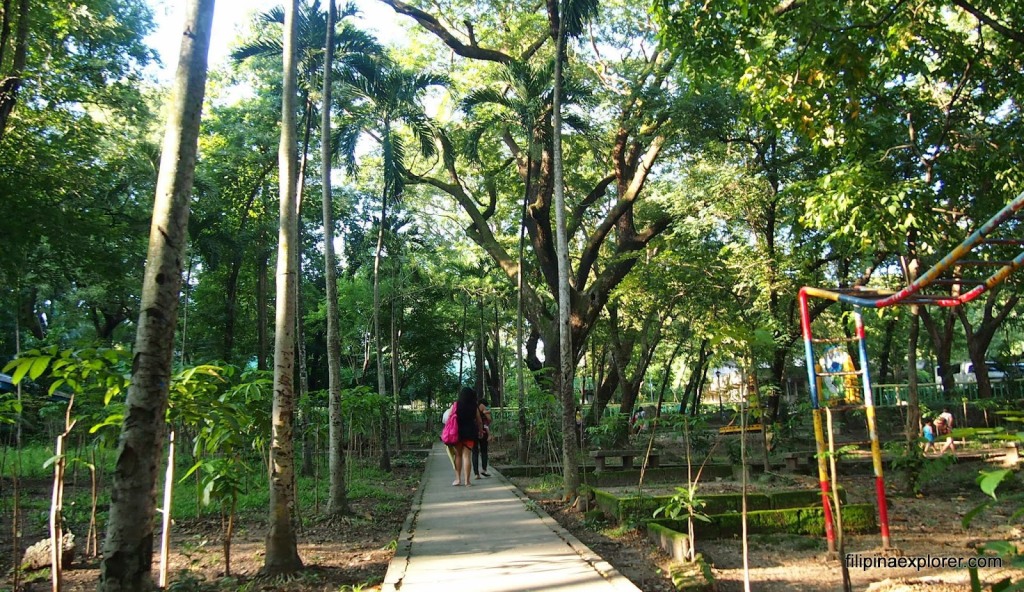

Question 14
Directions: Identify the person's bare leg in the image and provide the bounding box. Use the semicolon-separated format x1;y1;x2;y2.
461;447;473;486
453;445;464;485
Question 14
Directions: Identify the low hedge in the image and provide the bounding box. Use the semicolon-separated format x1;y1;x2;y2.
685;503;877;538
586;485;846;524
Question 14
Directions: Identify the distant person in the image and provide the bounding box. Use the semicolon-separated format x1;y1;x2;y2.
934;416;956;455
453;387;483;486
473;397;493;479
938;407;956;454
940;407;954;430
922;419;935;454
630;408;646;434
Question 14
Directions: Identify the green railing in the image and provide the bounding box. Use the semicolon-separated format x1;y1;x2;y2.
872;379;1023;406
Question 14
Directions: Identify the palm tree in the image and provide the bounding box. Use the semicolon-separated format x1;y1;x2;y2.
233;0;381;423
338;55;446;468
460;46;594;491
319;0;349;517
234;0;380;513
263;0;303;576
99;0;217;590
551;0;598;499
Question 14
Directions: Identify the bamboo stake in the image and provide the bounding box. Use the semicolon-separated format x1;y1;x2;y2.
314;425;320;514
159;431;176;588
740;389;750;592
225;494;236;576
88;448;98;556
12;463;21;591
50;434;65;592
825;407;852;592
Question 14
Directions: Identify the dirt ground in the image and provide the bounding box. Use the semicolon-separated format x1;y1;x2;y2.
514;468;1024;592
4;446;1023;592
0;462;422;592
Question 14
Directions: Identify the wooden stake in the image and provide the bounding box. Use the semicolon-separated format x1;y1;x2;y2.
12;463;21;591
88;448;98;556
159;431;176;588
50;434;64;592
825;407;852;592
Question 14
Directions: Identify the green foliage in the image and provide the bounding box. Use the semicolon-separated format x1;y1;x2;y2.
654;485;711;524
5;345;131;445
963;427;1024;592
586;415;630;449
338;385;389;437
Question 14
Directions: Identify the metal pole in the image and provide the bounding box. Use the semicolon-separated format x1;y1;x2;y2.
854;308;892;550
800;288;836;553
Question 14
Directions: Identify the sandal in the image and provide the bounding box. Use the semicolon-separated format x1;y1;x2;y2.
481;472;491;477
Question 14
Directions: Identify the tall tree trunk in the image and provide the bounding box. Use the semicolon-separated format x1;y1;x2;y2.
957;289;1019;399
516;163;530;461
293;92;314;478
224;258;242;363
221;168;273;363
19;286;44;340
587;369;620;426
477;294;486;396
0;0;27;141
180;257;194;365
493;297;503;407
551;11;579;498
458;294;467;388
391;286;402;450
262;0;303;574
680;339;710;415
295;94;312;402
876;316;897;384
257;245;270;371
920;306;957;395
321;0;347;516
691;362;710;417
373;153;391;472
99;1;215;589
906;306;921;447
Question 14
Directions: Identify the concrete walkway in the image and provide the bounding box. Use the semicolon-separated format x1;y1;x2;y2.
383;443;641;592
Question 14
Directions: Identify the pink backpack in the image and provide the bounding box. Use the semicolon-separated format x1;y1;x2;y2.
441;403;460;445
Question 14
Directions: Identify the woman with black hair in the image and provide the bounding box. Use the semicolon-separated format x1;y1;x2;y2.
473;398;492;479
453;387;483;486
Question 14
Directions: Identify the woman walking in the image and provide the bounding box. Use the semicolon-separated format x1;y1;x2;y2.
453;387;484;486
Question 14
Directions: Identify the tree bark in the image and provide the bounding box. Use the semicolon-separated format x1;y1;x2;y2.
373;140;391;472
957;288;1019;399
906;306;921;447
0;0;28;141
876;316;897;384
391;286;402;450
493;297;503;407
920;305;957;395
552;12;579;498
262;0;303;574
587;367;620;426
516;171;529;461
257;245;270;371
99;1;215;589
321;0;348;516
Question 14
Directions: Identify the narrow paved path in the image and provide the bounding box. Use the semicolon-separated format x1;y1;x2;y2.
383;443;641;592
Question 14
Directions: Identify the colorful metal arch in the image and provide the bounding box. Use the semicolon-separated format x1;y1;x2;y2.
798;189;1024;554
